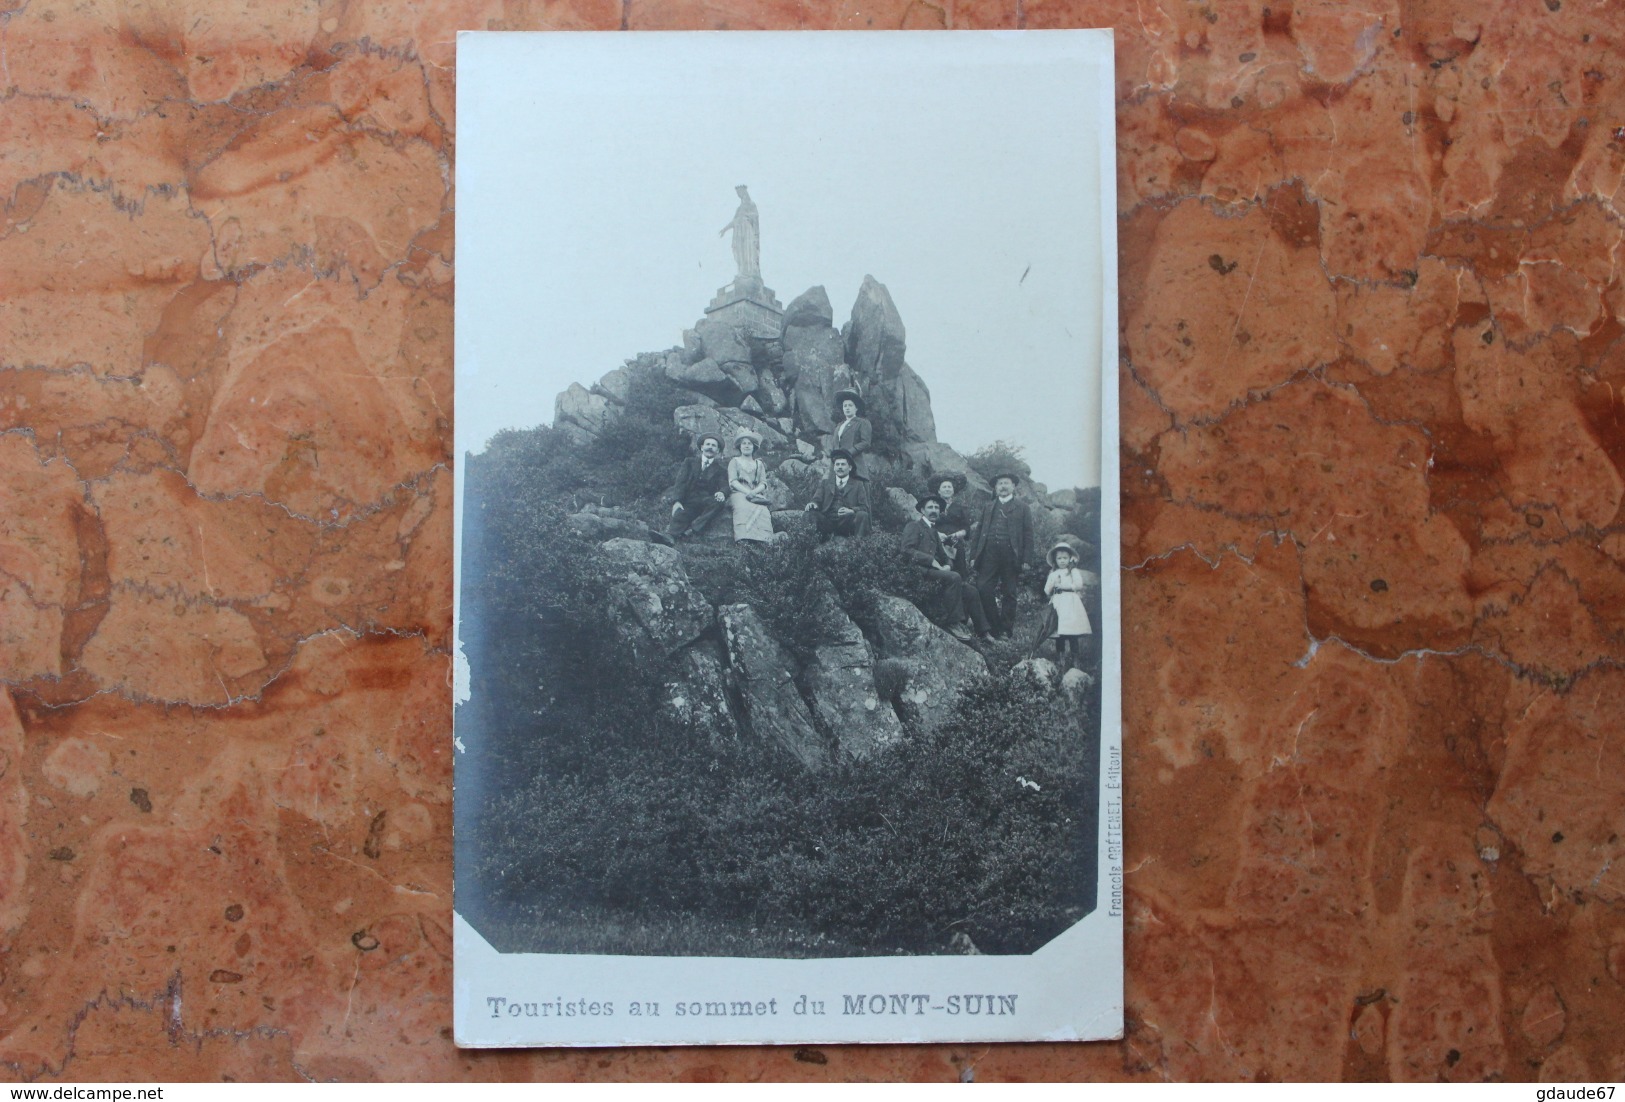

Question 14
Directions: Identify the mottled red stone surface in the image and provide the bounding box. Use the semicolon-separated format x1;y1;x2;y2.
2;0;1623;1084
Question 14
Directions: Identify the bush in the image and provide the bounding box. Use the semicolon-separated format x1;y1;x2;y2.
872;658;909;705
967;440;1032;486
736;530;846;661
817;532;940;636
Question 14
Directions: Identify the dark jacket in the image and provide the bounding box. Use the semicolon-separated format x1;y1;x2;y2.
832;416;872;459
939;500;975;541
900;517;952;570
811;473;871;518
970;496;1034;566
672;455;729;508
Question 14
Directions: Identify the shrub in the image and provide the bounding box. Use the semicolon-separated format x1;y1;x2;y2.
967;440;1032;486
872;658;909;705
817;532;940;636
735;529;847;661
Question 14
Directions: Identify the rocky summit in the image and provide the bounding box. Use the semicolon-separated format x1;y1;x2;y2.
532;277;1093;770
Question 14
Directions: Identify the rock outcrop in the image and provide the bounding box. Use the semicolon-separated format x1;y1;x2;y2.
661;641;738;744
845;275;907;382
546;263;1073;528
870;595;987;735
555;383;614;441
720;604;829;770
533;264;1094;775
666;357;750;405
799;587;905;759
599;538;714;655
887;363;937;444
672;404;790;450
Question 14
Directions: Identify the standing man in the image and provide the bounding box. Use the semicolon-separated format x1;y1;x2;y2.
902;495;993;641
804;449;872;540
667;433;729;540
970;472;1033;636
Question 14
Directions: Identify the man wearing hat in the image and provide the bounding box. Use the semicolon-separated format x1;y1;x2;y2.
901;495;993;640
666;432;730;540
830;390;872;475
804;449;872;540
969;472;1033;636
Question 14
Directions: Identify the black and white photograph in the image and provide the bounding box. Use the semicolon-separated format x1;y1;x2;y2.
453;30;1122;1046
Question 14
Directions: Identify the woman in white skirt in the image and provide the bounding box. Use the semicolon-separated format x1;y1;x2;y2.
727;430;775;546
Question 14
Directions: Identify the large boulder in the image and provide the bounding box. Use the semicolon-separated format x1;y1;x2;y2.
870;594;986;735
885;362;936;443
784;328;848;435
673;404;790;450
593;366;633;405
598;538;714;655
1060;667;1096;705
666;356;749;405
719;604;829;770
782;285;835;330
1048;488;1080;509
757;372;789;415
762;472;795;510
798;586;905;759
555;383;615;438
660;640;738;743
886;486;918;515
845;275;906;382
902;442;993;498
694;315;752;368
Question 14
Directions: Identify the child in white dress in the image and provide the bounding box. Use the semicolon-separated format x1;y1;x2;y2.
1043;541;1093;672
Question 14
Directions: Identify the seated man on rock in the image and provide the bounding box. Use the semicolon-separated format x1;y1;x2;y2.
804;449;871;540
666;432;729;541
902;495;993;641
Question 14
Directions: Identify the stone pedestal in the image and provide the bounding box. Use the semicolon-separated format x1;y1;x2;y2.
705;276;784;338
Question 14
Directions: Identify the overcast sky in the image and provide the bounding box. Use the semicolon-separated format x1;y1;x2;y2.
456;31;1114;492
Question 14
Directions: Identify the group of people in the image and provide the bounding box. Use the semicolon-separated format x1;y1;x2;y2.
664;428;776;545
900;473;1095;670
661;389;1095;668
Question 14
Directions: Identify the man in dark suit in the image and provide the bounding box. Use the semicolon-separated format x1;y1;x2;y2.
667;433;729;540
969;472;1033;636
804;449;871;540
901;495;992;640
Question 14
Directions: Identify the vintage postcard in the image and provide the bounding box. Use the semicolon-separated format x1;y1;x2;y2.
453;29;1122;1046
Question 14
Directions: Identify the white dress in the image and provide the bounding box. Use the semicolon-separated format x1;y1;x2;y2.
1044;567;1092;636
728;456;774;543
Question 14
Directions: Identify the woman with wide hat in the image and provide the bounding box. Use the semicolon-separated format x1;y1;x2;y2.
727;429;774;545
930;472;975;576
830;389;872;476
